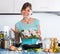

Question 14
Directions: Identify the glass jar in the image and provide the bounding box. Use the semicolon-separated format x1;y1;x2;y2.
43;38;51;49
0;31;4;39
1;39;10;49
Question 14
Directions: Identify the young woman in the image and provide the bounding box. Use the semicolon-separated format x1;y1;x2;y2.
12;2;41;50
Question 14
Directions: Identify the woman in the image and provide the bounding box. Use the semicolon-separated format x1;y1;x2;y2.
12;2;41;50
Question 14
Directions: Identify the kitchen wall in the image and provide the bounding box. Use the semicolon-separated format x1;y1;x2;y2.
0;13;60;41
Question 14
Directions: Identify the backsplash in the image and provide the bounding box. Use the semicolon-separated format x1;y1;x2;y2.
0;13;60;41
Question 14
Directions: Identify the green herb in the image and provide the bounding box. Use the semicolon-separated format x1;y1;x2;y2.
21;30;24;32
27;48;37;52
28;35;38;39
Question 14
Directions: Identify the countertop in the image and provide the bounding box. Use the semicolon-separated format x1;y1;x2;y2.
0;48;60;54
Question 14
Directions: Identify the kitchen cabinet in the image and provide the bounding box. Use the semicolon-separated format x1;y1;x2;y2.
47;0;60;11
0;0;14;13
32;0;60;11
0;0;60;13
14;0;32;13
14;0;60;12
0;0;32;13
14;0;49;12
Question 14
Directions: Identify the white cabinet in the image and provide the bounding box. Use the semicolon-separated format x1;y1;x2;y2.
14;0;49;12
32;0;49;11
32;0;60;11
0;0;14;13
47;0;60;11
0;0;60;13
14;0;32;13
13;0;60;12
0;0;32;13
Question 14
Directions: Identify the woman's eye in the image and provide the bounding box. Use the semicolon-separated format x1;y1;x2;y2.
27;10;30;12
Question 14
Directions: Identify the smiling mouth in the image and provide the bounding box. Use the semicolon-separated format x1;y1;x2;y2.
24;14;29;16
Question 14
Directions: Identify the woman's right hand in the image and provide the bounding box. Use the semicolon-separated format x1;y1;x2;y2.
11;28;18;33
11;27;20;45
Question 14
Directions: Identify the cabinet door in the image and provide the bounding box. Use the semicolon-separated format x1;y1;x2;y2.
32;0;60;11
47;0;60;11
0;0;14;13
14;0;32;13
14;0;60;13
0;0;59;13
14;0;48;12
32;0;49;11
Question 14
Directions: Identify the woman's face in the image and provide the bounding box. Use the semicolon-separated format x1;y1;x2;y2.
21;7;31;18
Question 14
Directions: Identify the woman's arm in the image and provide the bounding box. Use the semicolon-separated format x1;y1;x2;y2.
37;25;42;40
11;26;20;44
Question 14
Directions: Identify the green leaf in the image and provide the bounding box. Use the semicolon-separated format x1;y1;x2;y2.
21;30;24;32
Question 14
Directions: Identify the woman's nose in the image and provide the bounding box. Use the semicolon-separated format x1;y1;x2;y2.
25;11;28;13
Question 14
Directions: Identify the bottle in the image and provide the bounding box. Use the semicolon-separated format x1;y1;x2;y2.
58;42;60;52
44;38;51;49
50;38;54;51
0;31;4;39
1;39;8;49
53;38;59;53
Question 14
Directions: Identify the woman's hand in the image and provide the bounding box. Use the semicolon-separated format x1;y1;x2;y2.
11;28;18;33
11;27;20;44
37;24;42;40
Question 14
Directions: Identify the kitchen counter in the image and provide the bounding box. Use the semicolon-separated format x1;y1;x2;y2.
0;51;60;54
0;48;60;54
